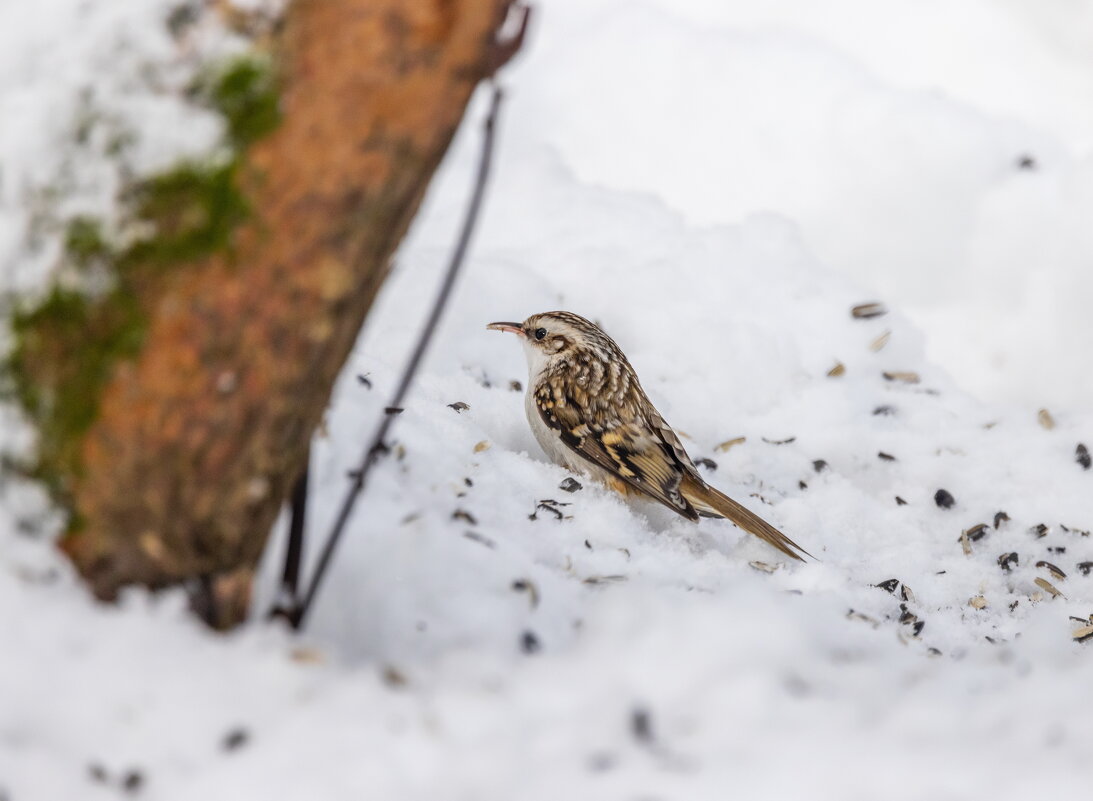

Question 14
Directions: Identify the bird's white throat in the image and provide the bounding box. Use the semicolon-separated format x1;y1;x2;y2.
520;337;553;385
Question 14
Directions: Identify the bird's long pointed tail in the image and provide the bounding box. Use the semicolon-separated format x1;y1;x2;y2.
680;474;812;561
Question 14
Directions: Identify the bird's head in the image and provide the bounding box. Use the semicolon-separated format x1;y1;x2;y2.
487;311;618;378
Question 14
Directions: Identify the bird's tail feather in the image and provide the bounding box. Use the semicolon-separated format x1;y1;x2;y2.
680;474;812;561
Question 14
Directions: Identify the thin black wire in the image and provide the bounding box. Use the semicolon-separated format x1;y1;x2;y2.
289;85;506;629
266;457;310;622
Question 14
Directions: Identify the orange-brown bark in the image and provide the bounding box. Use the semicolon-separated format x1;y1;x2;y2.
61;0;522;624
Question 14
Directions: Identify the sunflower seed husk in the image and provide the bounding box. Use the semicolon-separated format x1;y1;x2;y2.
964;523;989;542
1034;577;1063;598
847;609;880;627
715;436;746;453
883;371;920;384
1072;624;1093;643
749;561;779;574
852;302;887;319
1036;560;1067;581
511;578;540;609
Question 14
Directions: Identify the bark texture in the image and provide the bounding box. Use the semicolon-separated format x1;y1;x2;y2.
60;0;521;624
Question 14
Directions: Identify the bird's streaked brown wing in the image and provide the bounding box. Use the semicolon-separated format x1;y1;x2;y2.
534;381;700;520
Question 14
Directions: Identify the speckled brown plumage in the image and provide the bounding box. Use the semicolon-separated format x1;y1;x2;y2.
488;311;811;561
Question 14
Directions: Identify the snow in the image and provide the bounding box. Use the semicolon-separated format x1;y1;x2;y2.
2;1;1093;799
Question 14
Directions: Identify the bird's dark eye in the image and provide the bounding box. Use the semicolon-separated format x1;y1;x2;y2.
534;327;547;341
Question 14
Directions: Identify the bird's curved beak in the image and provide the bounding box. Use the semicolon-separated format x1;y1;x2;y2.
486;321;525;337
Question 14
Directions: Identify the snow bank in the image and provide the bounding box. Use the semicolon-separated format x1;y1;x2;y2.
2;1;1092;799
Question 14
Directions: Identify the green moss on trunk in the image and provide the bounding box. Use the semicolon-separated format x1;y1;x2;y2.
2;53;280;512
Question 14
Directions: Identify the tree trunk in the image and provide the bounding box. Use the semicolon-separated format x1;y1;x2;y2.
58;0;523;626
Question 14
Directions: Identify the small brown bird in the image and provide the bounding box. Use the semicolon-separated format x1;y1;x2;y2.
488;311;811;561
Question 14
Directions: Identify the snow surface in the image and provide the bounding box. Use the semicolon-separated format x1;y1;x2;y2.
3;1;1093;799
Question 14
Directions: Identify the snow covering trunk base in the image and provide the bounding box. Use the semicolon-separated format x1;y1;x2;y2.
57;0;523;627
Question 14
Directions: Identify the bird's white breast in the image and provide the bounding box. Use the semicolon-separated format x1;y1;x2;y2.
524;380;572;467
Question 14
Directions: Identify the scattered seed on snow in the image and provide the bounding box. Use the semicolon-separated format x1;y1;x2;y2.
1030;523;1049;538
462;531;496;549
1072;624;1093;643
998;552;1018;572
447;401;470;412
749;561;779;574
473;440;491;453
869;330;891;351
121;771;143;794
511;579;540;609
934;489;955;509
451;509;477;525
1077;443;1091;470
812;459;829;473
582;575;627;585
520;631;541;654
874;578;900;593
1037;408;1055;429
762;436;796;445
529;499;570;521
1034;577;1063;598
878;451;897;462
715;436;746;453
969;596;988;610
994;511;1010;528
559;477;583;492
88;764;108;783
1035;561;1067;581
630;708;654;743
382;665;408;687
883;371;920;384
964;524;989;542
827;362;846;377
895;496;908;506
222;728;249;752
846;609;880;627
851;302;887;319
